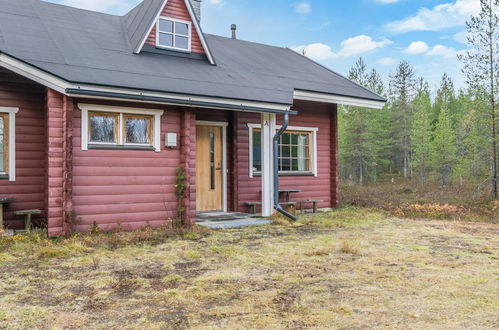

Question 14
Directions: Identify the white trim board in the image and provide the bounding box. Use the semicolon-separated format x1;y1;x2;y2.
195;121;228;212
247;123;318;178
294;90;386;109
78;104;164;152
0;107;19;181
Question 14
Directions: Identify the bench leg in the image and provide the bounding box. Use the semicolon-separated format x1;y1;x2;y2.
25;214;32;231
251;205;256;215
0;204;3;230
313;202;318;213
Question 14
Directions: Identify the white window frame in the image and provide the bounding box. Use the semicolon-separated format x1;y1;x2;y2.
78;104;164;152
156;16;192;52
247;123;318;178
0;107;19;181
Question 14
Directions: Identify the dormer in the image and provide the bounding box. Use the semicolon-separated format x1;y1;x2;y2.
124;0;215;64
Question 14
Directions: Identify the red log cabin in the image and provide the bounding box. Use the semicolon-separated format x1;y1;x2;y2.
0;0;385;236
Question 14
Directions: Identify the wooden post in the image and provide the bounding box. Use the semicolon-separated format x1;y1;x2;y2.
261;113;275;217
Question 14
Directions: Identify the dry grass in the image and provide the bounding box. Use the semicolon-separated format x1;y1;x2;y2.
341;181;498;223
0;207;498;329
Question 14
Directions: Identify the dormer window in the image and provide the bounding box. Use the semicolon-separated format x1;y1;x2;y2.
157;17;191;52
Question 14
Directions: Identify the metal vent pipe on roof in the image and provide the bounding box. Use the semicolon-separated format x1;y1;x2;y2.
231;24;237;39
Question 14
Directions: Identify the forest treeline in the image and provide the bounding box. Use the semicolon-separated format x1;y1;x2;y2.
338;0;498;198
339;58;494;190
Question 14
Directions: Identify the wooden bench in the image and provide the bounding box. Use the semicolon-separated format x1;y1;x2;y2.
15;209;41;231
244;202;297;215
244;202;262;214
298;200;323;214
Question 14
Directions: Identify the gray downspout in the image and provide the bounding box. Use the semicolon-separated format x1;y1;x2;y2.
273;112;298;221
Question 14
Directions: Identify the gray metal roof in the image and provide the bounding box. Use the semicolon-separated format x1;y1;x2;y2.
123;0;165;53
0;0;386;105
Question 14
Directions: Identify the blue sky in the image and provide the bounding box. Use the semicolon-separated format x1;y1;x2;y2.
46;0;480;91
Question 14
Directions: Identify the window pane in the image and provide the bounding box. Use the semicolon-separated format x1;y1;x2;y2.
158;33;173;47
252;130;262;172
282;133;290;145
126;117;150;144
90;114;116;143
175;36;189;50
0;116;4;172
175;22;189;36
159;19;173;33
281;158;291;171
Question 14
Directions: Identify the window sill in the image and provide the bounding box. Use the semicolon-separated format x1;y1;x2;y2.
252;172;315;177
0;173;9;180
88;144;156;151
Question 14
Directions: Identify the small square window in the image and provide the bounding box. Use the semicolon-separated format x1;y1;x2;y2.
89;113;118;144
157;17;191;51
125;115;152;144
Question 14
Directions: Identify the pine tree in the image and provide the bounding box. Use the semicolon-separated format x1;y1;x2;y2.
431;105;458;186
389;61;417;179
411;79;433;185
458;0;499;198
342;58;377;184
433;74;458;128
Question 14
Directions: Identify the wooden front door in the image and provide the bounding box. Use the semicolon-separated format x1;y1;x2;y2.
196;125;224;211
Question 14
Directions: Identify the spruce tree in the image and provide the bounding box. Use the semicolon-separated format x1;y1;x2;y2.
431;105;458;186
411;79;433;185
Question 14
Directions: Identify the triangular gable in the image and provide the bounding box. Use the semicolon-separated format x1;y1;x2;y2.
134;0;215;64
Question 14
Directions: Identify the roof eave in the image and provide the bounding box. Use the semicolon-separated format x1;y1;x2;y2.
294;90;386;109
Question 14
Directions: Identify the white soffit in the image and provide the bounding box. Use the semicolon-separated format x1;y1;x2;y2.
294;90;386;109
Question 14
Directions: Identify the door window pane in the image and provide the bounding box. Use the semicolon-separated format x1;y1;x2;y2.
125;116;151;144
90;113;117;143
252;130;262;172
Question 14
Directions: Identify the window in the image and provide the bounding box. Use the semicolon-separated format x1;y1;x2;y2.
0;107;18;181
249;124;318;176
157;17;191;51
79;105;164;152
0;113;7;175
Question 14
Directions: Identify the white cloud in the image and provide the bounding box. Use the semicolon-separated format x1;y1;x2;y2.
385;0;480;34
377;57;397;66
375;0;400;3
404;41;430;54
207;0;223;4
291;43;338;60
57;0;133;12
294;2;311;14
338;35;393;57
453;31;468;44
427;44;458;58
291;35;392;60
